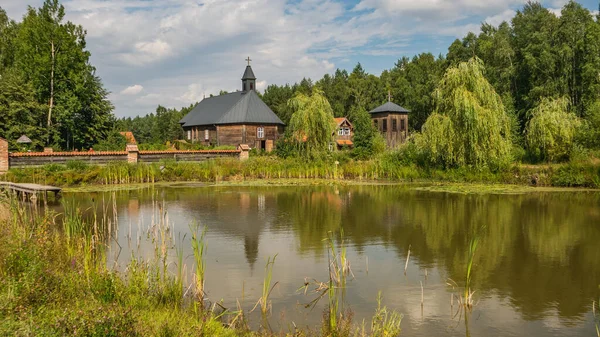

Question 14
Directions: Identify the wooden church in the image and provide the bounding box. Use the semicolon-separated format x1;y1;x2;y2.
179;58;284;151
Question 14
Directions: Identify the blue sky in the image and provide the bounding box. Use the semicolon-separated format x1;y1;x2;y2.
2;0;598;118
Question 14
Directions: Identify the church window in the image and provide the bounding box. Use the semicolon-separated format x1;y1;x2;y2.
382;119;387;132
401;119;406;131
392;119;397;131
187;130;191;140
257;127;264;139
250;83;254;90
344;127;350;136
204;129;209;141
338;128;344;136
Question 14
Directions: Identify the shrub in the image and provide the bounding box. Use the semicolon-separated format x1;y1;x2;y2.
575;101;600;149
526;97;581;162
66;160;89;171
551;164;588;187
93;130;128;151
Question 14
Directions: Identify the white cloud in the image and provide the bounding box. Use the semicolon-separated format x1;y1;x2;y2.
256;80;267;92
484;9;517;27
178;83;206;104
549;8;563;16
3;0;597;118
120;84;144;95
354;0;525;21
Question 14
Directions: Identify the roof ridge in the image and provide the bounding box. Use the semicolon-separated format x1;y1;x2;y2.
203;91;242;100
247;91;284;124
369;101;410;114
217;91;251;124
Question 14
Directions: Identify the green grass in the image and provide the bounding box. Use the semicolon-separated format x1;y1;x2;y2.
368;292;402;337
0;197;250;337
3;155;600;189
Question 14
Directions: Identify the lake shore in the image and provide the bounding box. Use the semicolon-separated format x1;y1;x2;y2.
2;156;599;190
60;179;600;195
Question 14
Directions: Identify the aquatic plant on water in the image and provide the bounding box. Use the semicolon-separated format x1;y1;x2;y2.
366;292;402;337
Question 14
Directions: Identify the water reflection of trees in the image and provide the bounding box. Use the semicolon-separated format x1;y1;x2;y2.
335;187;600;321
274;186;600;321
64;186;600;321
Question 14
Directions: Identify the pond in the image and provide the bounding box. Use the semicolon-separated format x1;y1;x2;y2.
59;183;600;336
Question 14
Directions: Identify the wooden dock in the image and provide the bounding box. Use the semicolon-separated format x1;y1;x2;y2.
0;182;62;201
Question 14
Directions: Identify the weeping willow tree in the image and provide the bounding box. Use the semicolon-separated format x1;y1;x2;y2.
417;58;512;169
287;88;336;158
526;97;580;162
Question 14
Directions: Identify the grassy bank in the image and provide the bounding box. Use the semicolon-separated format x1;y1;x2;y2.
0;199;244;336
2;155;600;188
0;197;403;336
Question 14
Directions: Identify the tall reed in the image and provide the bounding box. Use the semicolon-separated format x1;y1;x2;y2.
369;292;402;337
190;223;207;304
463;236;479;308
259;254;278;316
62;200;86;242
594;297;599;337
174;233;187;307
321;229;354;333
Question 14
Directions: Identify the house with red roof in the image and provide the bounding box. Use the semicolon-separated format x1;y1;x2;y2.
332;117;353;150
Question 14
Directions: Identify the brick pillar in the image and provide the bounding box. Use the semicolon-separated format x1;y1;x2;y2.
127;144;139;163
0;138;8;173
238;144;250;161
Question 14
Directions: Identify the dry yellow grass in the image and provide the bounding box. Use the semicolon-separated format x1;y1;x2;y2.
0;200;9;223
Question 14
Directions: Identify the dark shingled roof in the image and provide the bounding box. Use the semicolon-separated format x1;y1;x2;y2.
16;135;32;143
179;90;284;127
369;102;410;114
242;65;256;80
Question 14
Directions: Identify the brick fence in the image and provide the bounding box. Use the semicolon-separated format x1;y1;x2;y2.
0;139;249;173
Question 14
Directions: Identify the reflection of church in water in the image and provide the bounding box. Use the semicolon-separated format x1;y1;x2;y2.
239;192;263;270
181;189;274;272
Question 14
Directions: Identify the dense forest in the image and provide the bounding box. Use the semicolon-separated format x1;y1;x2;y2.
0;0;115;151
1;0;600;166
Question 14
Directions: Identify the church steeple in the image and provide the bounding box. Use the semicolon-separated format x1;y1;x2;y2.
241;56;256;92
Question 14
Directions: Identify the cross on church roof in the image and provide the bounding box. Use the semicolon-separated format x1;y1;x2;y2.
388;90;393;102
246;56;252;66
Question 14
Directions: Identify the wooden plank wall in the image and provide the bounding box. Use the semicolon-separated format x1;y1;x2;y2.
334;120;353;141
9;154;128;167
371;112;409;148
8;151;241;167
138;152;239;163
187;126;218;145
217;125;280;148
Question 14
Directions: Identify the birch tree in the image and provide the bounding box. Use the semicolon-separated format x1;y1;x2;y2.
14;0;114;149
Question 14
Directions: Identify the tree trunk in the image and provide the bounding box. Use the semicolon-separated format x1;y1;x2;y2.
48;40;55;133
